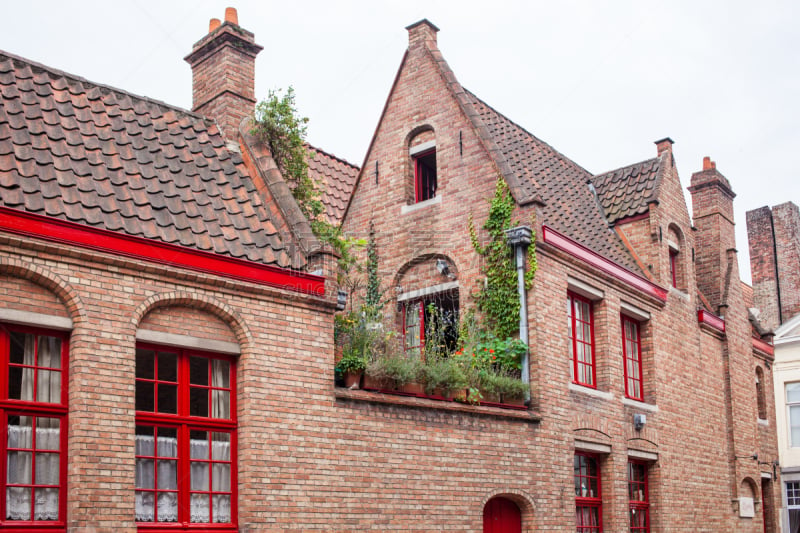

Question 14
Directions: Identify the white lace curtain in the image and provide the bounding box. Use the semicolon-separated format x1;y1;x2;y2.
6;334;61;522
134;435;231;523
790;508;800;533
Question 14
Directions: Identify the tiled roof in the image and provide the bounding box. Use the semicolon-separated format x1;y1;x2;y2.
462;90;639;271
0;51;301;269
592;157;662;224
306;144;359;225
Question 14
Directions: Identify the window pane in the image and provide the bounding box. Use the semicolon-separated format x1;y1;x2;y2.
7;451;32;484
136;459;154;489
157;427;178;457
36;418;60;451
135;491;154;522
135;426;155;456
33;487;59;520
9;332;31;364
136;349;155;380
37;336;61;369
212;463;231;492
34;453;59;484
191;462;209;491
136;381;155;412
212;359;230;388
213;494;231;523
157;460;177;490
212;390;230;419
157;384;177;414
157;492;178;522
190;431;209;459
212;432;231;461
788;383;800;403
190;357;208;386
36;369;61;403
190;388;208;417
158;352;178;382
191;493;210;523
6;486;31;520
791;406;800;446
8;366;33;401
8;415;33;448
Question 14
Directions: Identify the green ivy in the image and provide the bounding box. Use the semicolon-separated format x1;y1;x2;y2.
251;88;363;278
468;177;537;339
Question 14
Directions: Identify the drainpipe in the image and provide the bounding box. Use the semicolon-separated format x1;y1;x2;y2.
505;226;532;402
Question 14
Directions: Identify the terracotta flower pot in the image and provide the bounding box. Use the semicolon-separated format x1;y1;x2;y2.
343;371;363;389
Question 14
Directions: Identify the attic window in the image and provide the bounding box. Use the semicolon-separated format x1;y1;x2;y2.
411;141;437;203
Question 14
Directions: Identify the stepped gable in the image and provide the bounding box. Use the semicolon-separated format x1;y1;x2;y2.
306;144;359;225
463;89;639;271
0;50;302;269
592;156;663;224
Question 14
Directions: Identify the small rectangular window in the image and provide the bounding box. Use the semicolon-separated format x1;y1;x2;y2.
788;383;800;446
575;453;602;532
414;149;437;202
622;316;643;401
568;293;595;387
628;461;649;532
669;250;678;289
787;481;800;529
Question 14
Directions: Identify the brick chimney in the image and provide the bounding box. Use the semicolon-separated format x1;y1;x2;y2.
654;137;674;156
688;157;737;312
184;7;263;143
747;202;800;329
406;19;439;48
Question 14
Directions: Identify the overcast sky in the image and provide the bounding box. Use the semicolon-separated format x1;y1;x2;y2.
4;1;799;283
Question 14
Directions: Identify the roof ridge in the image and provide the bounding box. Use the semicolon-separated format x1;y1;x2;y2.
306;143;360;171
0;49;212;124
593;155;661;180
463;87;593;179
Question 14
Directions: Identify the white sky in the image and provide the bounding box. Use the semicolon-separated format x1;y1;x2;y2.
4;0;799;283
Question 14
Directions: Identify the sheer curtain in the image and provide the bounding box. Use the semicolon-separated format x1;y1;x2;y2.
790;508;800;533
7;334;61;522
135;434;178;522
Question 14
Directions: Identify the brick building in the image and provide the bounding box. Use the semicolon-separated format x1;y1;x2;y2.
747;202;800;531
0;8;780;533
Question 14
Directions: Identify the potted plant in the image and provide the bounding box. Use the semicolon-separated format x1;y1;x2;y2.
366;352;423;394
335;352;367;389
422;356;467;399
492;373;529;407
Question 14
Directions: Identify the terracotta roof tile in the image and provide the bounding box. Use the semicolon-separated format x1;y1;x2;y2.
0;50;301;269
463;89;639;271
592;157;663;224
306;144;359;225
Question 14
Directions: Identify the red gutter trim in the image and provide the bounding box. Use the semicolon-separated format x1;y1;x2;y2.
752;337;774;356
541;226;667;302
0;207;325;296
697;309;725;333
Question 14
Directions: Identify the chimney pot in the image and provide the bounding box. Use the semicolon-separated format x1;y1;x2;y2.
225;7;238;25
209;18;221;33
703;156;713;170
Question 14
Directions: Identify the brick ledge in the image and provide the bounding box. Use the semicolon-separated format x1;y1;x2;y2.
334;388;541;423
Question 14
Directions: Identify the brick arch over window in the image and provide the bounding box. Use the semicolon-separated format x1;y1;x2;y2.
406;126;437;204
131;292;253;356
0;256;87;326
481;489;535;527
393;253;459;290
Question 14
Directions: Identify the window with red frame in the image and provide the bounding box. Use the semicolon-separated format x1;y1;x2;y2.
413;148;437;202
402;293;458;356
575;453;602;532
0;325;68;526
628;461;649;532
668;250;678;289
135;345;235;528
622;316;643;401
568;293;595;387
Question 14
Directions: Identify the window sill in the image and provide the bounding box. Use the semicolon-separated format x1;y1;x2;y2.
334;387;541;423
569;382;614;401
758;418;769;426
622;397;659;412
400;195;441;215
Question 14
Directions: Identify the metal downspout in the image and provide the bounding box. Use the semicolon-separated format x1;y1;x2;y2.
506;226;532;403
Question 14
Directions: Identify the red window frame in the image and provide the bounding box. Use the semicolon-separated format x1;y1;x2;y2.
568;292;596;388
0;324;69;530
575;453;602;532
622;316;643;401
135;344;237;531
668;250;678;288
628;461;649;533
402;301;425;354
413;148;437;203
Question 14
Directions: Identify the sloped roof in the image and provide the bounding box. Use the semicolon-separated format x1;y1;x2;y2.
462;90;639;271
0;51;302;269
306;144;359;225
592;156;662;224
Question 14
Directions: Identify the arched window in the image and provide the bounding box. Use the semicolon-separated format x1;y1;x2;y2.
409;129;437;203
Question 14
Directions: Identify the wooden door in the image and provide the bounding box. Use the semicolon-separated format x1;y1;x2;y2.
483;497;521;533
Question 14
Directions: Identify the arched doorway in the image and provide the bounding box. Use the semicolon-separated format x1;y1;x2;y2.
483;497;521;533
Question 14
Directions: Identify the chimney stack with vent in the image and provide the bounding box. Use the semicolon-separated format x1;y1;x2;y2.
184;7;263;143
688;157;737;312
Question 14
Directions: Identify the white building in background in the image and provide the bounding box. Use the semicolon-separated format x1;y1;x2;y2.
775;314;800;532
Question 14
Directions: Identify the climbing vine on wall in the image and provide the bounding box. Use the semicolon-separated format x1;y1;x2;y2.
468;177;537;339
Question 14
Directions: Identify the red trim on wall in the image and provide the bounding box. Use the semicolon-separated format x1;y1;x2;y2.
697;310;726;333
542;226;668;302
0;207;324;296
752;337;774;356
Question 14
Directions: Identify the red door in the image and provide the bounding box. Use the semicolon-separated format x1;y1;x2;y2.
484;497;521;533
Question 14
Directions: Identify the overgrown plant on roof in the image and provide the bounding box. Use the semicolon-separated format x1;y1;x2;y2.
468;177;537;339
251;87;363;278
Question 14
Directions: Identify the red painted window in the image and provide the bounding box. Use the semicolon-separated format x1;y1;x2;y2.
135;345;236;529
568;293;595;387
414;148;437;202
669;250;678;289
575;453;602;532
628;461;649;532
402;293;459;356
0;325;68;527
622;316;643;401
